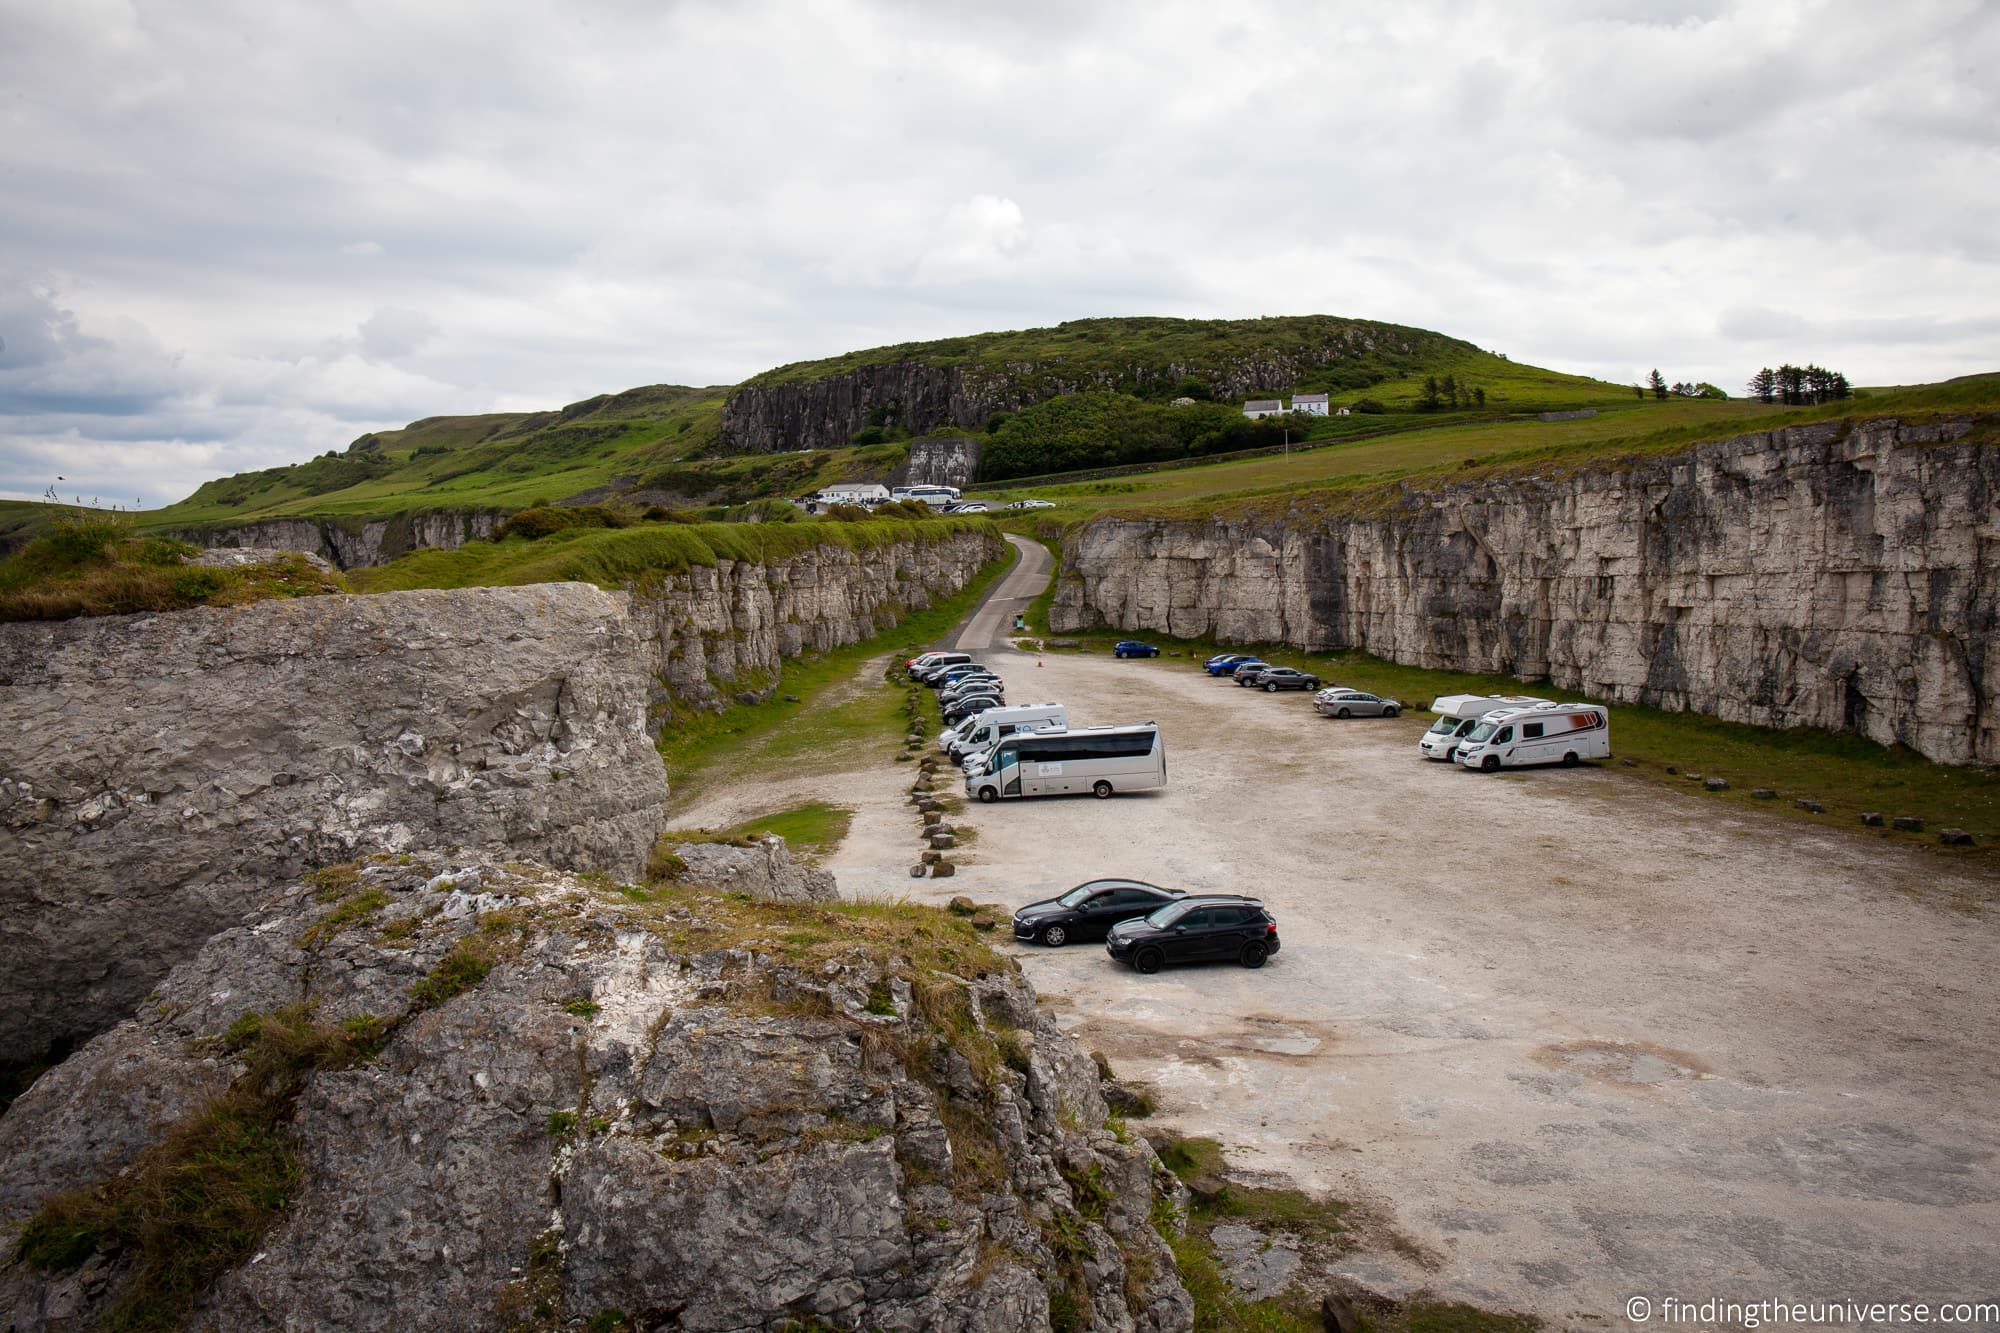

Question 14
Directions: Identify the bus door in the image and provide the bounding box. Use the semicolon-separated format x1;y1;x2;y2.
997;747;1023;797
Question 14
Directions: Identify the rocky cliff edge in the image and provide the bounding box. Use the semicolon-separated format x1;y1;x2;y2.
0;848;1192;1333
0;584;671;1065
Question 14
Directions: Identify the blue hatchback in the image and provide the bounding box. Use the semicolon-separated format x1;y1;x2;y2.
1114;640;1161;658
1205;654;1258;676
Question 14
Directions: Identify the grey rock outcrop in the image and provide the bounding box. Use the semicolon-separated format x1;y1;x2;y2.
169;508;502;570
0;584;669;1063
894;434;986;491
1052;416;2000;764
0;851;1192;1332
672;836;838;902
184;546;339;575
630;527;1003;718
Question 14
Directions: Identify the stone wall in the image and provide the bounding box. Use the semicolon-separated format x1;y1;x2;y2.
0;584;670;1063
628;527;1006;719
168;508;502;569
1052;416;2000;764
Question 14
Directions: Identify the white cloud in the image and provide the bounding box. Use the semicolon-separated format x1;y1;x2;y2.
0;0;1994;506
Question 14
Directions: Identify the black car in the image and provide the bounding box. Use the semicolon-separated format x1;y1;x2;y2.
1105;895;1280;973
944;695;1005;725
1012;879;1188;947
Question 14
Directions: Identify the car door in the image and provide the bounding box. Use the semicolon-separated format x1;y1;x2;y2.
1165;909;1214;963
1079;890;1130;939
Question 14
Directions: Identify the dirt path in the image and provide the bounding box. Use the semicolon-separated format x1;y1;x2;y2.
699;542;2000;1322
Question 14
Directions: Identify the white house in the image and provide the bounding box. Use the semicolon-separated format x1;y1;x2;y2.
1242;399;1285;419
814;482;891;507
1291;393;1330;416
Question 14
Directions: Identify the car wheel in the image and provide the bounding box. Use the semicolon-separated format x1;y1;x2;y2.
1337;707;1351;719
1562;751;1580;767
1265;682;1278;692
978;787;998;803
1239;940;1269;969
1133;947;1164;975
1092;780;1113;799
1040;924;1069;948
1383;705;1400;717
1481;755;1501;772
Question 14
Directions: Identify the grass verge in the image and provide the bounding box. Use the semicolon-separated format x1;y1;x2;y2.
658;542;1017;805
720;803;856;858
1050;628;2000;870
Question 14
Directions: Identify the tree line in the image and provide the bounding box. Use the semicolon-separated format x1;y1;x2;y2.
1748;364;1851;405
1417;375;1485;411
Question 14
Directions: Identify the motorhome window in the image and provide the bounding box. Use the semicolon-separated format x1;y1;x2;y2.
1523;723;1545;739
1427;718;1458;734
1466;721;1497;742
1494;726;1514;743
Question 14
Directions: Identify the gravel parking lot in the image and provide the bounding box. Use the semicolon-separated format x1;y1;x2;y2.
681;537;2000;1325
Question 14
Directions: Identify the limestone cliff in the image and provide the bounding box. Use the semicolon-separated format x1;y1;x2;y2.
629;527;1005;719
894;434;986;490
0;850;1193;1332
168;508;502;570
1052;416;2000;765
0;584;670;1064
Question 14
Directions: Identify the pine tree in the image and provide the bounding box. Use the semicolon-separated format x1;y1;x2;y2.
1748;367;1776;403
1649;369;1668;400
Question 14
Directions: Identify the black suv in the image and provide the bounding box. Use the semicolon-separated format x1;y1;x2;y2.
1105;895;1280;973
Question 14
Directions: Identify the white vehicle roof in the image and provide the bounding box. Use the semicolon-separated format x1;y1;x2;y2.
1478;701;1607;725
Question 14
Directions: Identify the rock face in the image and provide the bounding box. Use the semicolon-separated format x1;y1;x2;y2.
1052;416;2000;764
894;434;986;491
0;851;1192;1333
0;584;670;1064
169;508;502;570
630;527;1004;718
671;837;838;903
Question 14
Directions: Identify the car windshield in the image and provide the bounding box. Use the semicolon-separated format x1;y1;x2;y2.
1057;883;1109;908
1426;717;1458;734
1146;900;1194;927
1466;720;1498;742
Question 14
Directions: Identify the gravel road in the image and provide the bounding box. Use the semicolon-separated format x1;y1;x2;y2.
688;535;2000;1325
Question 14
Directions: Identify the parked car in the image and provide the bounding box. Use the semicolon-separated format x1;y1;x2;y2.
1243;666;1320;692
912;654;974;682
1113;640;1161;659
1105;896;1281;973
929;663;993;688
945;501;990;513
1204;653;1258;675
944;695;1006;725
1011;879;1188;946
1313;687;1402;718
1006;498;1056;510
939;675;1003;703
1225;660;1269;681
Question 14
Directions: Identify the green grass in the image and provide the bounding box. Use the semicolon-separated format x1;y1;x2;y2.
721;802;856;857
0;515;349;622
658;541;1017;805
1053;628;2000;871
348;514;993;594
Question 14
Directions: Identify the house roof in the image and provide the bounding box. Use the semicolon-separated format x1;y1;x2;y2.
822;482;886;492
1243;399;1283;411
1292;393;1329;404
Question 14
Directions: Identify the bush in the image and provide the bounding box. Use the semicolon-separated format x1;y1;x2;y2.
495;505;634;541
1351;398;1387;414
45;512;127;563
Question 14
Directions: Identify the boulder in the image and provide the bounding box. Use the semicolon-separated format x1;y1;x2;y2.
1704;777;1729;791
1860;811;1885;826
1892;816;1925;832
1752;788;1776;799
1940;828;1975;846
671;837;837;904
1796;799;1825;813
931;861;957;878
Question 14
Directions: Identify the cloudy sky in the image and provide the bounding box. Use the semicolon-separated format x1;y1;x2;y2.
3;0;1995;508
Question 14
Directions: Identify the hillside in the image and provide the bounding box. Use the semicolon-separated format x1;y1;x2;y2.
720;314;1632;457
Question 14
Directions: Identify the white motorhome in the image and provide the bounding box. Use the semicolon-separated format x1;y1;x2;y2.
948;704;1068;764
1418;694;1552;762
966;724;1165;801
1455;702;1610;771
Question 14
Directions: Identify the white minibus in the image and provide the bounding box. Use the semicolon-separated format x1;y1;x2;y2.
966;724;1166;802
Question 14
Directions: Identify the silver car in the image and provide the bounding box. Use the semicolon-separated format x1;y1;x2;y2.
1312;686;1402;718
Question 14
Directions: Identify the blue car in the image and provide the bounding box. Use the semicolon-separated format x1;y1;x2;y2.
1204;653;1257;675
1114;640;1161;659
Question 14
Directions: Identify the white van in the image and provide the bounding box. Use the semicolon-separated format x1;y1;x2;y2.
948;704;1068;764
1455;703;1610;771
967;724;1165;801
1418;695;1551;762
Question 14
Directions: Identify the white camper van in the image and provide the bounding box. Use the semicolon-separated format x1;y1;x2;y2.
948;704;1068;764
1418;695;1552;762
966;724;1166;801
1455;702;1610;771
